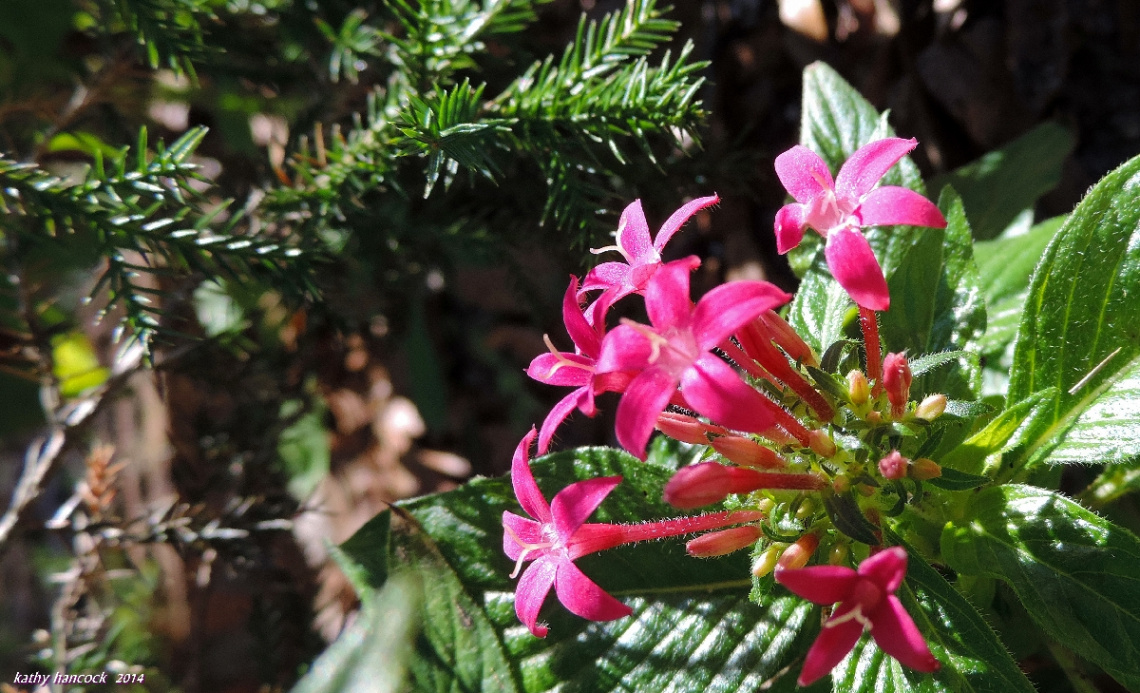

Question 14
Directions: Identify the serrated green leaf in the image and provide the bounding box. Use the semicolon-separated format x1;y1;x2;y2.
786;256;856;354
342;447;821;691
832;536;1034;693
1006;154;1140;475
929;123;1074;241
941;485;1140;690
333;510;391;596
938;392;1050;475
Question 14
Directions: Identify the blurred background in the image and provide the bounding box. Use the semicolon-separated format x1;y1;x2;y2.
0;0;1137;691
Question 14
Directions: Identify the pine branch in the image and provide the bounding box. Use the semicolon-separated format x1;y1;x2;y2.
1;127;320;351
85;0;218;75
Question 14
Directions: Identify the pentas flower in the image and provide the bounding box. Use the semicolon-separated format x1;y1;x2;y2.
527;276;629;453
504;428;763;637
773;138;946;310
775;546;939;686
582;195;719;302
595;257;807;459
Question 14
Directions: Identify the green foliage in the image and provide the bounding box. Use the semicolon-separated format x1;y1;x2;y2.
1;127;318;352
942;485;1140;689
1006;152;1140;474
83;0;216;75
929;123;1074;241
335;448;822;692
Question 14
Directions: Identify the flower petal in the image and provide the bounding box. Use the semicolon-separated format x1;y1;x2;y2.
526;352;593;386
615;367;679;459
775;564;859;604
858;546;908;592
596;324;654;374
824;226;890;311
857;186;947;229
692;281;791;351
774;203;809;254
798;617;864;686
680;356;783;434
551;475;622;539
581;262;633;297
616;199;655;264
554;559;633;622
654;194;719;253
537;387;590;455
775;145;834;204
503;511;546;562
560;276;599;356
515;556;558;638
870;595;940;672
645;256;700;331
835;137;917;199
511;428;551;522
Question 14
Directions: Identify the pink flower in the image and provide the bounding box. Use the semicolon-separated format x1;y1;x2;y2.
773;138;946;311
595;257;804;459
775;546;939;686
582;196;719;302
504;428;763;637
526;276;630;454
882;351;913;418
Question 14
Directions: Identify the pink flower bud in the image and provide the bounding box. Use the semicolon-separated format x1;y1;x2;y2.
655;411;728;445
847;369;870;405
664;462;826;509
777;533;820;571
915;394;947;421
711;435;787;469
911;457;942;481
756;310;818;367
686;526;763;557
878;450;909;480
882;352;912;417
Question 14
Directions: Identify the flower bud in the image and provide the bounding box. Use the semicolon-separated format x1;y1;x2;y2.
878;450;909;480
776;533;820;571
807;429;837;458
915;394;947;421
829;542;849;565
795;498;815;521
752;544;784;577
911;457;942;481
882;352;912;417
655;411;728;444
757;310;818;367
711;435;787;469
686;526;763;557
847;369;870;405
832;474;852;493
664;462;826;509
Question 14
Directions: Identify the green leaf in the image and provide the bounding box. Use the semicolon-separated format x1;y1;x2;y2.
973;216;1066;380
788;61;925;277
289;573;420;693
929;123;1074;240
941;485;1140;690
332;511;391;597
938;392;1051;475
832;535;1035;693
341;447;820;691
925;467;990;492
786;258;855;355
1006;153;1140;475
1039;358;1140;466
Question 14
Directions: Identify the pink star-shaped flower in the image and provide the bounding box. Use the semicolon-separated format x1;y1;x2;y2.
773;138;946;311
775;546;939;686
582;195;719;302
526;276;630;454
504;428;763;637
596;257;804;459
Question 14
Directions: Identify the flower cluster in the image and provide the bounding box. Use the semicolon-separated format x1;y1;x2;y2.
505;139;950;686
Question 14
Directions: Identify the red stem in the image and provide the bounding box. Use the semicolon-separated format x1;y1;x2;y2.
569;510;763;557
859;306;884;397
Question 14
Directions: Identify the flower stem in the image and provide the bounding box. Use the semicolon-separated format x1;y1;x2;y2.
859;307;884;396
